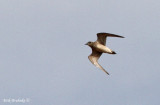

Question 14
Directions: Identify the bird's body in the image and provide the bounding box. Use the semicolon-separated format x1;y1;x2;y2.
90;41;114;54
85;32;124;75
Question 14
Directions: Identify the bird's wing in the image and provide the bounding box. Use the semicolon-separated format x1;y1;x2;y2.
88;49;109;75
97;33;125;45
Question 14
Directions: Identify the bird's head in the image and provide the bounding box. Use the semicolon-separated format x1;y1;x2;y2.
85;41;93;46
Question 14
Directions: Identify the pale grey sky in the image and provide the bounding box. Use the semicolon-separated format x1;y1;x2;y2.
0;0;160;105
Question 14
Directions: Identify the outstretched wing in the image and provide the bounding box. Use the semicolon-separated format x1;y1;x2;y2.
88;49;109;75
97;33;125;45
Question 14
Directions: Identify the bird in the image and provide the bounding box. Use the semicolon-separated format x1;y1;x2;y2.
85;32;124;75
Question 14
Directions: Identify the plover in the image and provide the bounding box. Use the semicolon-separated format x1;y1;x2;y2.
85;32;124;75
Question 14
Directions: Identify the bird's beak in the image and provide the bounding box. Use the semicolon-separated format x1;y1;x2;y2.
85;43;88;45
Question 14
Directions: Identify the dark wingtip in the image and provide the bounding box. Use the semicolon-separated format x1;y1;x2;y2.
103;70;110;75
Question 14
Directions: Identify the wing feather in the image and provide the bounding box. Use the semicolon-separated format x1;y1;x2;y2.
97;33;124;45
88;49;109;75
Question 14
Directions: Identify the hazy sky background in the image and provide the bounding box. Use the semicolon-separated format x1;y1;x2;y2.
0;0;160;105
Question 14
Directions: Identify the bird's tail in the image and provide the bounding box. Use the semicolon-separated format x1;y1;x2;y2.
111;51;116;54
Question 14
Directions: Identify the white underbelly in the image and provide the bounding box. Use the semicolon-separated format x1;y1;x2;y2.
95;44;112;53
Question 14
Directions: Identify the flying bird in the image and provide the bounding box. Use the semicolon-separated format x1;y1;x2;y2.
85;32;124;75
